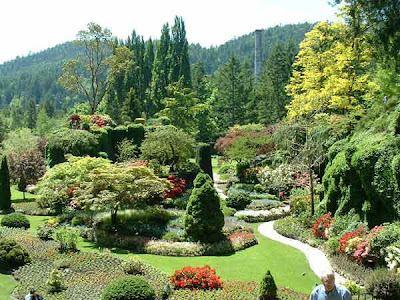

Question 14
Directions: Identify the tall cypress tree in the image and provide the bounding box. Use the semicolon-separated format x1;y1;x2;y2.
150;23;171;116
26;98;37;129
0;155;12;211
169;16;191;87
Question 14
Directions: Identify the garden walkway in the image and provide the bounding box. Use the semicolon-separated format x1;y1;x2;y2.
212;171;344;284
258;221;346;284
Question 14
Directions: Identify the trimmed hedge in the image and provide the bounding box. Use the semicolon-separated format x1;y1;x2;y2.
102;275;156;300
1;213;30;229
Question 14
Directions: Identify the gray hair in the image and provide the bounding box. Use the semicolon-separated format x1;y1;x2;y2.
320;269;335;280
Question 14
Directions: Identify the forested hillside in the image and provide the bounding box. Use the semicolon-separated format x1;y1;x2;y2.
0;22;312;109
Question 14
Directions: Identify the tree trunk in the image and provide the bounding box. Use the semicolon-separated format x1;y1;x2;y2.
309;168;315;216
111;206;118;226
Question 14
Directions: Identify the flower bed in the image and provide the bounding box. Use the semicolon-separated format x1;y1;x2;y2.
171;265;223;290
234;206;290;223
169;281;308;300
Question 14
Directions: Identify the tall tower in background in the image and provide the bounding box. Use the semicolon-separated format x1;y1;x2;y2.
254;29;262;81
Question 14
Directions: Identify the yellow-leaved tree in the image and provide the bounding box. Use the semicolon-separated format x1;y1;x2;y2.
286;21;374;118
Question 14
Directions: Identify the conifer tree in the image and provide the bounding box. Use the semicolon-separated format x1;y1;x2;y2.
26;98;37;129
184;173;224;242
169;16;191;87
259;270;277;300
213;55;251;129
150;24;171;116
0;155;12;211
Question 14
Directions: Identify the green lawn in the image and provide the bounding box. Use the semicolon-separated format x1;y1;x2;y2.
78;223;319;294
0;273;17;300
11;185;37;202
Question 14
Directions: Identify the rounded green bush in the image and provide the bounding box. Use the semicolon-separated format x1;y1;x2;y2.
226;192;252;210
1;212;30;229
102;275;156;300
0;238;31;270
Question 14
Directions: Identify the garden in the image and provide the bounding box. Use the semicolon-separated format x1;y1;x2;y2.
2;6;400;298
0;114;318;300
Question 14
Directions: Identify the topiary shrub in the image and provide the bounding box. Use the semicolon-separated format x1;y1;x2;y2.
102;275;156;300
365;269;400;300
0;155;11;211
196;143;213;179
226;192;252;210
0;238;31;270
184;173;224;242
259;270;278;300
1;213;30;229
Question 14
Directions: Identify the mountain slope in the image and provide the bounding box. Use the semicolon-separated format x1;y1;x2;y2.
0;22;313;107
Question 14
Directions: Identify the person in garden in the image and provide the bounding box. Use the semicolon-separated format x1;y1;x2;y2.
25;289;43;300
309;269;352;300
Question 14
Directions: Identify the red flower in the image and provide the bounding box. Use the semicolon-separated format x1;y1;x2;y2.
170;265;223;290
312;212;334;239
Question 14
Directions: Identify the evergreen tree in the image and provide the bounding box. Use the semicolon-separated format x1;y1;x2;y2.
150;24;171;116
257;41;294;124
26;98;37;129
191;61;209;101
169;16;191;87
213;55;250;129
9;97;24;129
259;270;278;300
0;155;12;211
184;173;224;242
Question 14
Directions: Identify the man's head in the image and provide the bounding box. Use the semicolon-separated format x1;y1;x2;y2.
30;289;37;295
320;269;335;292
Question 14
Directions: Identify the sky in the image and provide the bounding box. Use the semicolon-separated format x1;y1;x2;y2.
0;0;338;64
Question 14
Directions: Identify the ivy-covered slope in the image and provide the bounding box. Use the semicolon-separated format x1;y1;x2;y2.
320;102;400;226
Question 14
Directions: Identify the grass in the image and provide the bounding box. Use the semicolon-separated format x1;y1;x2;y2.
11;185;37;202
78;223;319;294
0;273;17;300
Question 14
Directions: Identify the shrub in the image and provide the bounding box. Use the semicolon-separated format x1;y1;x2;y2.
1;213;30;229
164;174;186;199
122;256;146;275
370;223;400;260
343;280;362;294
47;268;64;293
171;265;223;290
0;155;11;211
274;217;313;243
184;173;224;242
46;128;99;166
176;161;201;187
312;212;334;239
234;206;290;223
53;227;79;253
365;269;400;300
259;270;277;300
226;192;252;210
37;222;57;240
196;143;213;179
339;225;367;253
0;238;30;270
102;275;156;300
328;209;366;238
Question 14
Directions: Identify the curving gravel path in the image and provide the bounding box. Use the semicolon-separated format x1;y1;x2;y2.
258;221;346;284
